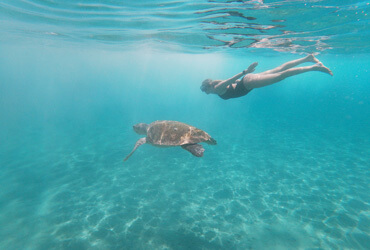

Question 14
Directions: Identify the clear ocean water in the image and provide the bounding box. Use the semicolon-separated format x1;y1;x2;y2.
0;1;369;249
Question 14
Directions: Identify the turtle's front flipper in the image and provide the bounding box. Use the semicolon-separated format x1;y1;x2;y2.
181;144;204;157
124;137;146;162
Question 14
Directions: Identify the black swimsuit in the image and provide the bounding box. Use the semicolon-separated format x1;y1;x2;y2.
219;82;252;100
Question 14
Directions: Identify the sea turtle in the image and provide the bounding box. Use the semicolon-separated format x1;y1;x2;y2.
124;120;217;161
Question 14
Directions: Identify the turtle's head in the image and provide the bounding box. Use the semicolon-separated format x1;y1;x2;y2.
133;123;149;135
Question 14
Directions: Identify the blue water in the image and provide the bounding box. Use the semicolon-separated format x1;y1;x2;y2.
1;1;369;249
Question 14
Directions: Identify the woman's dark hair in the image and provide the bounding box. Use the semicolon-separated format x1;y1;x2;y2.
200;79;212;91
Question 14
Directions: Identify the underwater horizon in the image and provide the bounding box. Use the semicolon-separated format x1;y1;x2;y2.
1;0;369;249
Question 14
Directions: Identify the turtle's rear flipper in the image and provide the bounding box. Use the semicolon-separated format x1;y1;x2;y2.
124;137;146;162
182;144;204;157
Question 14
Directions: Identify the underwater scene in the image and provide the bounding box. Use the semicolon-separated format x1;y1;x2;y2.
0;0;369;249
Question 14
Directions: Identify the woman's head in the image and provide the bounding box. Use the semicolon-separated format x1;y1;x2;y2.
200;79;213;94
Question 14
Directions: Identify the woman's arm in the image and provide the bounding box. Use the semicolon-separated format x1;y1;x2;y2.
214;62;258;94
213;71;245;93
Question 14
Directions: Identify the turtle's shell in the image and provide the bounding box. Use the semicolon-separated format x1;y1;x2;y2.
146;120;211;146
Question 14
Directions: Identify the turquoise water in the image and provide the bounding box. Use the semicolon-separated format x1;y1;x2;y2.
1;1;369;249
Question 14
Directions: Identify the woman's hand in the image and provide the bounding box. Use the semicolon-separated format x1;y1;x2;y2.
243;62;258;74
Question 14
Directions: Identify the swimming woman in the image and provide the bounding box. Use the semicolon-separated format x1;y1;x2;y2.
200;54;333;100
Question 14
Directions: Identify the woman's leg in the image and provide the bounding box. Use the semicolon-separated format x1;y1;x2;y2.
243;62;333;89
260;54;320;75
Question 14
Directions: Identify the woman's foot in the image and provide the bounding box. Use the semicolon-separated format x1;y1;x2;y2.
314;62;333;76
305;54;320;63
